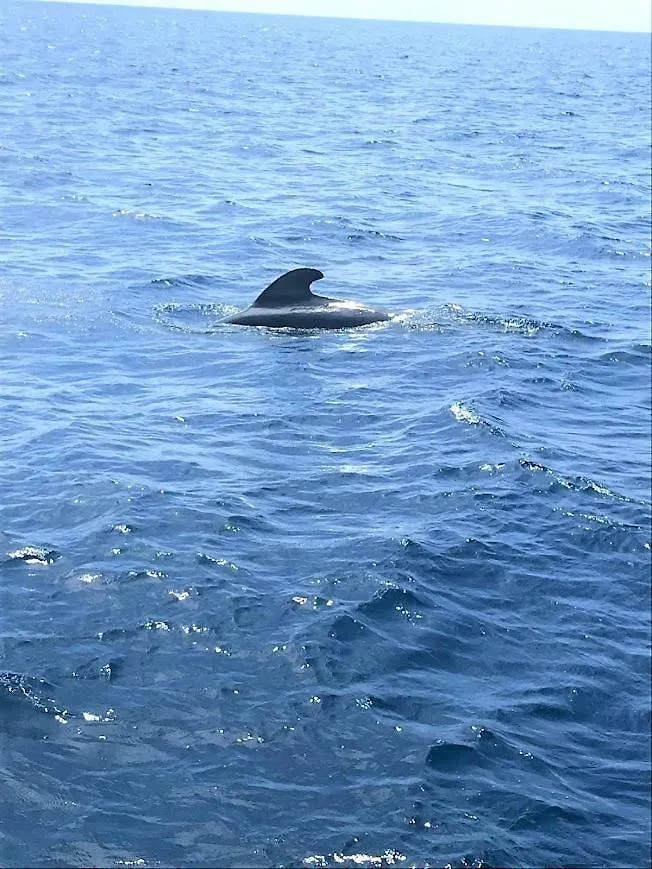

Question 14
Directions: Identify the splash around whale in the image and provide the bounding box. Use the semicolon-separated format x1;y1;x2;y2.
223;268;390;330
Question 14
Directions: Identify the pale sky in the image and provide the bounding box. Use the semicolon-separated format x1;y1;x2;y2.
40;0;652;32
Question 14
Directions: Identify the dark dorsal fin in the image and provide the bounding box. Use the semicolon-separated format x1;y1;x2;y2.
251;268;324;308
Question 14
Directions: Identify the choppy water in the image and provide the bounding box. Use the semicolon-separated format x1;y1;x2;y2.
1;2;651;867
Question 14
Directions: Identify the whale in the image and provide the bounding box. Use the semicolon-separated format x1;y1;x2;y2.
223;268;390;330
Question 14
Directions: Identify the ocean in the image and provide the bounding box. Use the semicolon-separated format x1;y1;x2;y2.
0;2;650;866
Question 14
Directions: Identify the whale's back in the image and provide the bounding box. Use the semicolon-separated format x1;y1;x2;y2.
225;268;389;330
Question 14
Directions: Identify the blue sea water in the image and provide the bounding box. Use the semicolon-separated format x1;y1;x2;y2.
1;1;651;866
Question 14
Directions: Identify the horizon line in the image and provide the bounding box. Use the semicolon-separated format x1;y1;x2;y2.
28;0;652;35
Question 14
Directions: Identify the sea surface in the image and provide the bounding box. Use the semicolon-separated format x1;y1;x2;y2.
0;2;650;867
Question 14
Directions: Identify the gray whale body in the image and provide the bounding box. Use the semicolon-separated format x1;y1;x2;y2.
224;268;390;329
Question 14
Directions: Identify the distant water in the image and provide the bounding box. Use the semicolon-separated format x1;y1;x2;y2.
1;2;650;867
